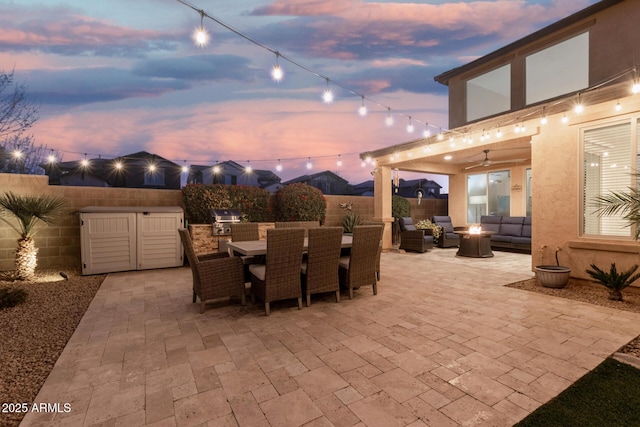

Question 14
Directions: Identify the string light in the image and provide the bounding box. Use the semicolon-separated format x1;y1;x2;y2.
13;150;23;159
181;161;189;173
306;157;312;170
574;93;584;113
212;164;221;174
114;160;124;170
244;161;252;173
385;108;394;126
322;78;333;104
422;125;431;138
406;116;414;133
561;113;569;124
271;52;283;82
336;155;342;167
276;159;283;172
47;153;56;163
358;96;367;116
615;100;622;111
194;10;208;47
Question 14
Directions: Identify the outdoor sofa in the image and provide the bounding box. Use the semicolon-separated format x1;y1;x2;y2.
480;215;531;253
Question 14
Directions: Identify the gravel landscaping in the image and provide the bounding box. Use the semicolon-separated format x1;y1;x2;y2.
0;268;104;427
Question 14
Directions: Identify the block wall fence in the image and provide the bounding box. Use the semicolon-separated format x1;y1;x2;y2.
0;173;447;270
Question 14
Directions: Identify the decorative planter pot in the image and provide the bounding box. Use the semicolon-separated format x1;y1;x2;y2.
535;265;571;288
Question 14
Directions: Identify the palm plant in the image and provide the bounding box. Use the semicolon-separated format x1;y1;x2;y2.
593;172;640;239
585;263;640;301
0;191;66;280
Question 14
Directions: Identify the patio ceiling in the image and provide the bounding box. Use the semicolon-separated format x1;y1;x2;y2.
368;135;534;176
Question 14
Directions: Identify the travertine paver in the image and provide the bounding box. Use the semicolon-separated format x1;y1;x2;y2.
20;248;640;426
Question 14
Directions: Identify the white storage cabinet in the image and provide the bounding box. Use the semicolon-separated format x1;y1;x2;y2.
80;206;184;275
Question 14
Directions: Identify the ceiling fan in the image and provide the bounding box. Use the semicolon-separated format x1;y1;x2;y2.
464;149;526;170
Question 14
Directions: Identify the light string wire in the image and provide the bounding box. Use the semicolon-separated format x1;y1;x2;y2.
174;0;447;134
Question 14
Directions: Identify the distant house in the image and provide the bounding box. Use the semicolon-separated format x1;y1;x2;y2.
187;160;281;190
352;178;442;198
283;170;351;195
45;151;182;189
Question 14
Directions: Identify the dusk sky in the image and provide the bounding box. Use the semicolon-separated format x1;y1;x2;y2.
2;0;599;188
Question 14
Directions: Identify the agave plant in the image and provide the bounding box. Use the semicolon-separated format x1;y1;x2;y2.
0;191;66;280
585;263;640;301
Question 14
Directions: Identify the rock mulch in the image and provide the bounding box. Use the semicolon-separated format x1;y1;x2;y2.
0;268;104;427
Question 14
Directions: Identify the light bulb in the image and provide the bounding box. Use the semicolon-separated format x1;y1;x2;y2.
181;165;189;173
359;105;367;116
245;164;252;173
212;165;221;174
615;101;622;111
12;150;22;159
148;164;156;172
81;159;89;167
632;81;640;94
406;123;414;133
322;88;333;104
115;161;123;170
496;129;503;138
540;116;548;125
574;104;583;113
336;157;342;167
276;162;282;172
271;65;283;82
422;128;431;138
306;158;312;169
47;154;56;163
437;133;444;141
562;114;569;124
385;109;394;126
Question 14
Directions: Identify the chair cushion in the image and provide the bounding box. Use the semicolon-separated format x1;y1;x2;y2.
480;215;501;233
499;223;523;237
423;235;434;244
511;236;531;245
521;216;532;238
338;256;350;269
433;216;454;233
248;264;266;281
399;217;416;231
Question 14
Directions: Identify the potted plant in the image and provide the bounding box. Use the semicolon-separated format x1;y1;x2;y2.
585;263;640;301
415;219;442;242
535;245;571;288
339;202;363;234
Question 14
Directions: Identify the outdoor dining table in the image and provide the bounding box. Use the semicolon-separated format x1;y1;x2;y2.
222;235;353;256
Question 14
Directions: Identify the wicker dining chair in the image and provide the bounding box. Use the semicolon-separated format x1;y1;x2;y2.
339;225;383;299
249;228;305;316
230;222;261;278
275;221;320;237
179;228;245;313
301;227;343;307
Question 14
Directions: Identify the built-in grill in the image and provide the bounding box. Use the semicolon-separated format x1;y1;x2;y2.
211;209;241;235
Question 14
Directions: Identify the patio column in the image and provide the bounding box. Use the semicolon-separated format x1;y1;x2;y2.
373;165;394;251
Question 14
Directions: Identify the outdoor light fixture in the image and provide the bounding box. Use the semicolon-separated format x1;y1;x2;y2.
422;124;431;138
181;163;189;173
540;107;548;125
306;157;312;169
276;160;282;172
271;52;283;82
194;11;208;47
148;164;157;172
114;161;123;170
615;100;622;111
245;162;252;173
212;165;221;174
81;159;89;167
47;154;56;163
336;155;342;167
385;108;394;126
322;78;333;104
358;96;367;116
437;130;444;141
406;116;414;133
12;150;22;159
574;94;584;113
562;113;569;124
496;128;503;138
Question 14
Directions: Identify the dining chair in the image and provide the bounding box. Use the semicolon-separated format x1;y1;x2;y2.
339;225;383;299
275;221;320;237
179;228;246;313
249;228;305;316
230;222;261;277
301;227;343;307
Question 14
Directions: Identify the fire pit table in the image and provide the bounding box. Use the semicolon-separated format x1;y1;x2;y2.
454;230;496;258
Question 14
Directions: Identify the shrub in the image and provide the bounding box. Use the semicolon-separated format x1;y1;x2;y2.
182;184;231;224
585;263;640;301
227;185;273;222
0;287;28;309
392;195;410;219
274;183;326;223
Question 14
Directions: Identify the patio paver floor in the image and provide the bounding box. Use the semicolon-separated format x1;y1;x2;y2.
20;248;640;426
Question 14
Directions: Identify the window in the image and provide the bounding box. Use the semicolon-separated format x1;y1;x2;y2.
467;170;511;222
526;32;589;105
466;65;511;122
582;121;637;237
144;168;165;186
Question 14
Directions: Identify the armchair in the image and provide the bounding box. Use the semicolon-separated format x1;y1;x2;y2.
432;216;464;248
398;217;434;253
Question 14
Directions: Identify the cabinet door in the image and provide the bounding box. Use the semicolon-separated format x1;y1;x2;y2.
81;213;136;275
136;212;183;270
